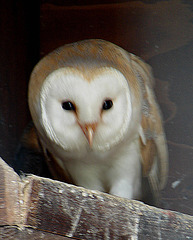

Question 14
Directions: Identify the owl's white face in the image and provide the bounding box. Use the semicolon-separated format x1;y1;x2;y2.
40;67;132;151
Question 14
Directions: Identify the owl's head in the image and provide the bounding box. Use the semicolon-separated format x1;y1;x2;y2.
29;39;145;152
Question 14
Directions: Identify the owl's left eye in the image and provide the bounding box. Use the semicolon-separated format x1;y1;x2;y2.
62;101;76;111
102;99;113;110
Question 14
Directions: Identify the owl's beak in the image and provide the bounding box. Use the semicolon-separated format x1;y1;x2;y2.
80;123;98;147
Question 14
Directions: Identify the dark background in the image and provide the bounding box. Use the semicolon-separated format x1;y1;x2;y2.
0;0;192;215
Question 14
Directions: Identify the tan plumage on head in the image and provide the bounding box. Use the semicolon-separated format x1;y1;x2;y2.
25;39;168;204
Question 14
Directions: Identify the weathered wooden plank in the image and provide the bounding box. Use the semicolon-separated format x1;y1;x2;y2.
0;157;21;225
24;177;193;239
0;226;71;240
0;158;193;239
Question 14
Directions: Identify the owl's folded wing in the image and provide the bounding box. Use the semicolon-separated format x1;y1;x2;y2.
14;122;51;177
14;122;74;183
130;54;169;203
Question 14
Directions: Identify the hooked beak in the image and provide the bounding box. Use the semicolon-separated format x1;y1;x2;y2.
79;123;98;147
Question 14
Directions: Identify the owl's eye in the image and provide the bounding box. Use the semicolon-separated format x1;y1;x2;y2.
62;101;76;111
102;99;113;110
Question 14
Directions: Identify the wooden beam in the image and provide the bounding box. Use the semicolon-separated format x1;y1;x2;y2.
1;158;193;239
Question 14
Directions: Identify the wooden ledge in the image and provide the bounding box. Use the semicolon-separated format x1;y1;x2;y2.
0;157;193;239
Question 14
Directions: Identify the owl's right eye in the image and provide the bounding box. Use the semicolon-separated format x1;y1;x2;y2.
62;101;76;111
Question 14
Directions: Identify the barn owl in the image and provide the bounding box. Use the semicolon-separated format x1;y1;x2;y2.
15;39;168;204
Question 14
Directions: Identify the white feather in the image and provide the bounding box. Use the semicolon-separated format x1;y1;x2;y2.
40;67;132;151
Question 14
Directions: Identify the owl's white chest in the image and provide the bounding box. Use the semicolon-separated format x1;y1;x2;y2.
55;137;142;200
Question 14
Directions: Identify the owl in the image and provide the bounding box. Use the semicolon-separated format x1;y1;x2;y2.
15;39;168;205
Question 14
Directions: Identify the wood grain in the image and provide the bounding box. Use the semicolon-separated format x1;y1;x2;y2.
0;158;193;239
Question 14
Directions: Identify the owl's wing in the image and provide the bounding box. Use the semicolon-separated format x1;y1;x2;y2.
130;54;169;203
14;122;75;184
14;122;51;178
42;148;75;184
